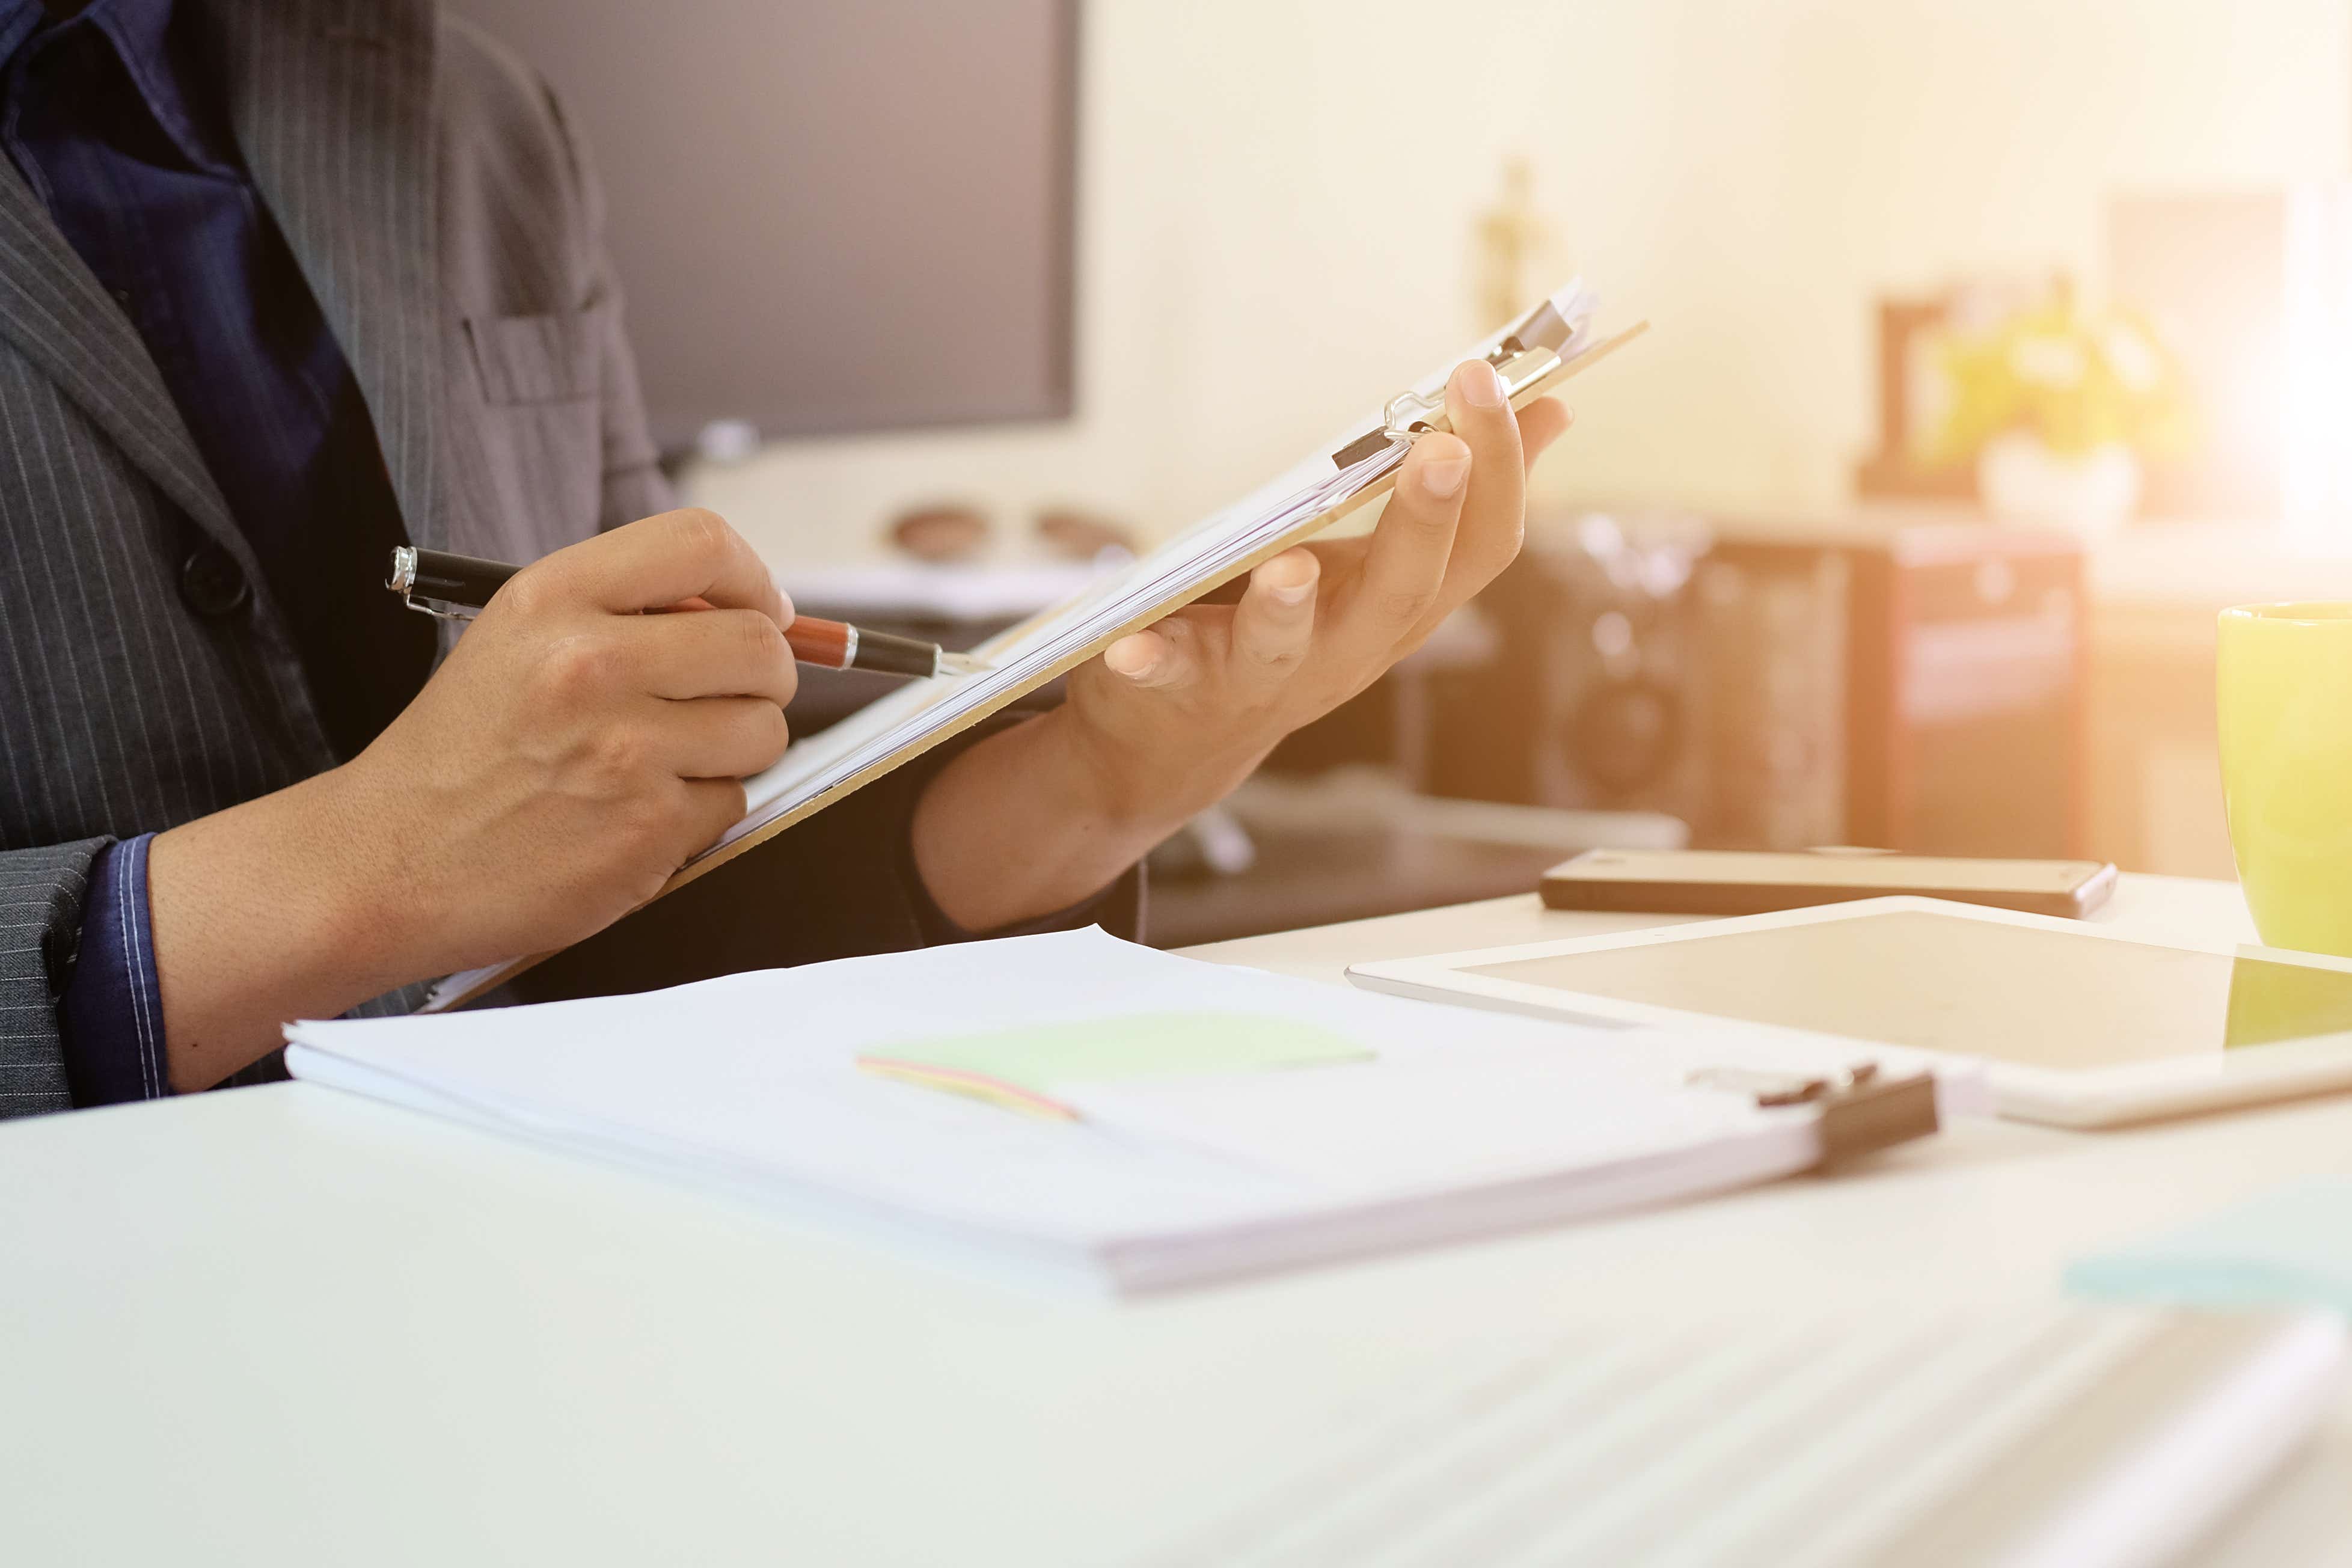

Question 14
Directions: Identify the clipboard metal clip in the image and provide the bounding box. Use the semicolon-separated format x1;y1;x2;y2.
1331;286;1593;470
1377;342;1563;439
1334;341;1566;471
1687;1061;1941;1168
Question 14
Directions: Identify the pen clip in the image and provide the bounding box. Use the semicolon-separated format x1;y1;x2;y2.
387;544;480;622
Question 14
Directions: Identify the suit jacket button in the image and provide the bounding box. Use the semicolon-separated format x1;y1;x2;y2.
179;542;253;619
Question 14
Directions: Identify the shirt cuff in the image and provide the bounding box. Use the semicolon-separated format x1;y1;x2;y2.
58;833;170;1106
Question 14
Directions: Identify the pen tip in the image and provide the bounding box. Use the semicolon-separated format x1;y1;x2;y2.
937;651;988;678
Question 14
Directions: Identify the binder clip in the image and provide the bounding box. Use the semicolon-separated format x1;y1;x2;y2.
1328;290;1590;471
1686;1062;1941;1168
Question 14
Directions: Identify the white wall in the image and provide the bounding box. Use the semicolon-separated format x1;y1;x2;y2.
692;0;2351;569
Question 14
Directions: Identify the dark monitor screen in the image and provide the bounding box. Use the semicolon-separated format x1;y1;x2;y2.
448;1;1079;446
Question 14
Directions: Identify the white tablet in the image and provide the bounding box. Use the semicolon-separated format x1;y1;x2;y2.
1347;897;2352;1128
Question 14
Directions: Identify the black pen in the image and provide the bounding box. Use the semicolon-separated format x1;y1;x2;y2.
385;546;984;679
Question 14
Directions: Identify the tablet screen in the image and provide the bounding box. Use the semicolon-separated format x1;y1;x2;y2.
1466;911;2352;1067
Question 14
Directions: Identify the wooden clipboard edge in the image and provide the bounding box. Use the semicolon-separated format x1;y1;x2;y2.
435;319;1649;1008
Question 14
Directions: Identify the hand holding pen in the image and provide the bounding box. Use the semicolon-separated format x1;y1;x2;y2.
389;545;984;680
156;508;854;1070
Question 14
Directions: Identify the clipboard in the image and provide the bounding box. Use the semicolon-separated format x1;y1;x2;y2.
426;283;1647;1008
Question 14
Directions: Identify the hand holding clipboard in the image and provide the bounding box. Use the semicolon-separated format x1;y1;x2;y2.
426;282;1645;1006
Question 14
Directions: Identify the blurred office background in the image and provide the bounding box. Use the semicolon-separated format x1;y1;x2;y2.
461;0;2352;941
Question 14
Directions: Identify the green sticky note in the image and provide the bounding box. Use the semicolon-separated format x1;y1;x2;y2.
863;1011;1373;1095
2066;1176;2352;1317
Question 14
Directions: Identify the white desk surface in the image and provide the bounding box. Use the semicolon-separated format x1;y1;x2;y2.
4;875;2350;1566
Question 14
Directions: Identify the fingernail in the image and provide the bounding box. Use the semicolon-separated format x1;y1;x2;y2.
1105;640;1159;680
1422;450;1471;497
1270;581;1314;607
1462;360;1505;409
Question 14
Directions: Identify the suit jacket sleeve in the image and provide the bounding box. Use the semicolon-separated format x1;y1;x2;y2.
0;839;109;1116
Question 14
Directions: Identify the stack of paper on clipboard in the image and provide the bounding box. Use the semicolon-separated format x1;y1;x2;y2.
720;282;1635;865
293;929;1983;1295
430;281;1645;1007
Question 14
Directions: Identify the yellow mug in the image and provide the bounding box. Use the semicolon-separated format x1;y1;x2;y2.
2218;602;2352;957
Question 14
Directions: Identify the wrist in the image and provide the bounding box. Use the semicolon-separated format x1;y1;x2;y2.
276;756;436;978
911;709;1174;931
147;761;437;1089
1021;705;1196;849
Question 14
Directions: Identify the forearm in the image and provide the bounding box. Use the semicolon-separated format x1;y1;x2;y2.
910;708;1202;932
146;768;430;1092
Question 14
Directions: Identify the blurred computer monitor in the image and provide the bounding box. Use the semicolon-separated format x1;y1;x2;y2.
449;1;1079;447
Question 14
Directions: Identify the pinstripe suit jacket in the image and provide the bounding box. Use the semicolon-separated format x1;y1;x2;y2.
0;0;1074;1118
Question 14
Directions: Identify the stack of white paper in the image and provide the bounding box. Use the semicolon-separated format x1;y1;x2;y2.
287;929;1967;1294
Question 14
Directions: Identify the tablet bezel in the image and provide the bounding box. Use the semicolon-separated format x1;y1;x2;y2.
1345;896;2352;1129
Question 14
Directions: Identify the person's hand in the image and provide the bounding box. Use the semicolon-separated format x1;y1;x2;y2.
148;509;796;1086
1071;359;1568;824
912;359;1571;929
343;507;799;964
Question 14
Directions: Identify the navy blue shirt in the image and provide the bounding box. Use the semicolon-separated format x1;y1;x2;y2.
4;0;433;1104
